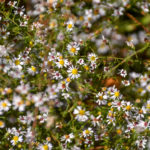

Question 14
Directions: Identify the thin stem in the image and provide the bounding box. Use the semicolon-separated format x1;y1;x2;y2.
104;43;150;78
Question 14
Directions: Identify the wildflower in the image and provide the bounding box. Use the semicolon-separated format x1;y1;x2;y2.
88;53;97;63
119;69;127;77
96;92;108;105
37;142;53;150
135;137;147;149
77;59;84;65
0;120;5;128
61;133;74;143
11;135;23;146
90;115;100;127
66;20;74;31
13;95;25;111
73;106;89;122
146;84;150;92
96;38;109;54
126;40;134;48
146;100;150;111
111;100;125;111
139;74;149;87
111;89;122;100
27;66;37;75
0;99;11;112
67;42;80;55
122;80;130;86
56;58;69;68
67;66;80;79
82;128;93;138
15;83;30;94
52;71;63;80
104;66;110;72
58;81;69;91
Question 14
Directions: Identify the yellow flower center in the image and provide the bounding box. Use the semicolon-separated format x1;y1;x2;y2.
90;56;96;61
65;135;69;139
13;136;19;143
126;105;131;111
85;130;90;134
70;47;76;53
139;109;143;114
79;109;85;115
84;65;89;71
15;60;20;65
108;112;112;117
108;102;112;106
99;95;103;100
43;145;48;150
50;22;56;28
18;144;22;148
0;121;4;127
114;91;120;97
116;129;122;135
68;24;72;29
147;104;150;109
138;88;143;93
59;59;64;66
6;88;12;94
72;68;78;75
148;86;150;90
2;102;7;108
66;77;71;82
31;66;36;72
98;111;101;115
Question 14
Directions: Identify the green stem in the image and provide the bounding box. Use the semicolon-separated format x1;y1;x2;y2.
104;43;150;78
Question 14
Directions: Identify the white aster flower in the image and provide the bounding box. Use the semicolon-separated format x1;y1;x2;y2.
73;106;89;122
67;66;81;79
61;133;74;143
67;42;80;55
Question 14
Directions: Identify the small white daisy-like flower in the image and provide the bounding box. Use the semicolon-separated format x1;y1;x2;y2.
88;53;97;63
66;20;74;31
82;127;93;138
122;80;130;86
67;66;81;79
13;95;25;112
90;115;100;127
0;120;5;128
146;100;150;111
123;102;133;112
73;106;89;122
11;134;23;146
119;69;127;77
146;84;150;92
104;66;110;72
139;74;149;87
27;66;37;75
56;58;69;68
77;58;84;65
135;137;147;149
67;42;80;55
58;80;69;91
15;83;30;94
0;99;11;112
111;89;122;100
61;133;74;143
126;40;134;48
96;92;108;105
52;71;63;80
38;142;53;150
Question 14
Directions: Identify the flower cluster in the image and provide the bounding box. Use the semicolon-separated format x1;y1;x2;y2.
0;0;150;149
